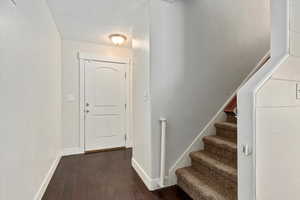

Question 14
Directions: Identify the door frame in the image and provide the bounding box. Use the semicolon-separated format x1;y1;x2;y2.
78;52;132;152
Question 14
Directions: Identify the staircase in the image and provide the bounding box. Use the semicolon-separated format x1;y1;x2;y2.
175;111;237;200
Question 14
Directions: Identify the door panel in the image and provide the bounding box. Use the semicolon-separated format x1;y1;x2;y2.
94;67;121;106
85;61;126;151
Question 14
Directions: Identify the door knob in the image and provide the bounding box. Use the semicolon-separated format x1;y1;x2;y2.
85;110;90;113
86;102;90;107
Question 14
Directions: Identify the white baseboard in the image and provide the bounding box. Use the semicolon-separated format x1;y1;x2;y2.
131;157;174;190
34;152;62;200
126;139;133;148
62;147;84;156
131;158;160;191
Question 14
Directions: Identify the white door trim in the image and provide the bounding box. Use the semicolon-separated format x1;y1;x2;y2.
78;52;130;64
78;52;132;152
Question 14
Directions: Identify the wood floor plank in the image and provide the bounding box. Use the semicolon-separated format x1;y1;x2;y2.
42;149;191;200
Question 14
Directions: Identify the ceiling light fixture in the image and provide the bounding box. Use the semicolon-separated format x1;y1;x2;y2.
109;34;127;46
10;0;17;6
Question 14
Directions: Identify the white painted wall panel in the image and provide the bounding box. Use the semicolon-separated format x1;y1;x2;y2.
238;1;290;198
290;0;300;33
271;0;289;59
290;0;300;57
257;79;300;107
290;32;300;57
131;0;152;180
256;56;300;200
256;106;300;200
0;0;61;199
272;56;300;80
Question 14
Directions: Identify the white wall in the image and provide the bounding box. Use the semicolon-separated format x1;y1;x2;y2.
131;0;153;187
290;0;300;57
0;0;62;199
256;58;300;200
237;0;289;199
255;1;300;199
61;40;132;152
271;0;289;59
149;0;270;179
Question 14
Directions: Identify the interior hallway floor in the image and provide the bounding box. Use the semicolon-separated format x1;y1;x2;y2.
42;148;191;200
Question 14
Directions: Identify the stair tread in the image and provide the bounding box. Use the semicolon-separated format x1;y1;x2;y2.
203;135;237;152
214;122;237;131
190;151;237;180
176;167;235;200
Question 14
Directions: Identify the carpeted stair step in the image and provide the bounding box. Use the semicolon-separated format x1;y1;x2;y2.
176;118;238;199
190;151;237;196
214;122;237;142
203;135;237;167
176;167;236;200
190;151;237;182
225;112;237;124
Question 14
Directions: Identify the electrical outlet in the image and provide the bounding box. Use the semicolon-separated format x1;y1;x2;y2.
296;83;300;100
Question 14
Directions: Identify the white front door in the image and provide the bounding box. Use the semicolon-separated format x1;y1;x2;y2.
84;61;126;151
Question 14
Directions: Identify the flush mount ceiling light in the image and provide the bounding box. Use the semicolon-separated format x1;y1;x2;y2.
109;34;127;46
10;0;17;6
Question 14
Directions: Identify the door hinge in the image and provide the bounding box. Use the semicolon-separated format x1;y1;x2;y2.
125;134;127;141
125;103;127;110
125;72;127;80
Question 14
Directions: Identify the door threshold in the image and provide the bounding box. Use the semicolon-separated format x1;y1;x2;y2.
85;147;126;154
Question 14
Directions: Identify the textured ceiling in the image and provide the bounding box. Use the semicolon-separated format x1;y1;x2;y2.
46;0;143;47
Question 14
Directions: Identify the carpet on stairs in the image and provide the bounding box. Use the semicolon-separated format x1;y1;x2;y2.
175;112;237;200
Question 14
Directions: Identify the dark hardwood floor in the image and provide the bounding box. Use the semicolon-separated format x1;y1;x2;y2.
42;148;192;200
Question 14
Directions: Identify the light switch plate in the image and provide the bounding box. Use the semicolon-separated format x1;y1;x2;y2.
65;94;75;102
143;90;149;102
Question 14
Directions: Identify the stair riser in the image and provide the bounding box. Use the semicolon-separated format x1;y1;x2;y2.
204;144;237;168
191;159;237;183
216;128;237;142
177;178;208;200
191;160;237;196
226;114;237;123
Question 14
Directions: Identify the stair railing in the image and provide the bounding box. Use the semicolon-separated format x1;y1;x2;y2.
159;118;167;187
